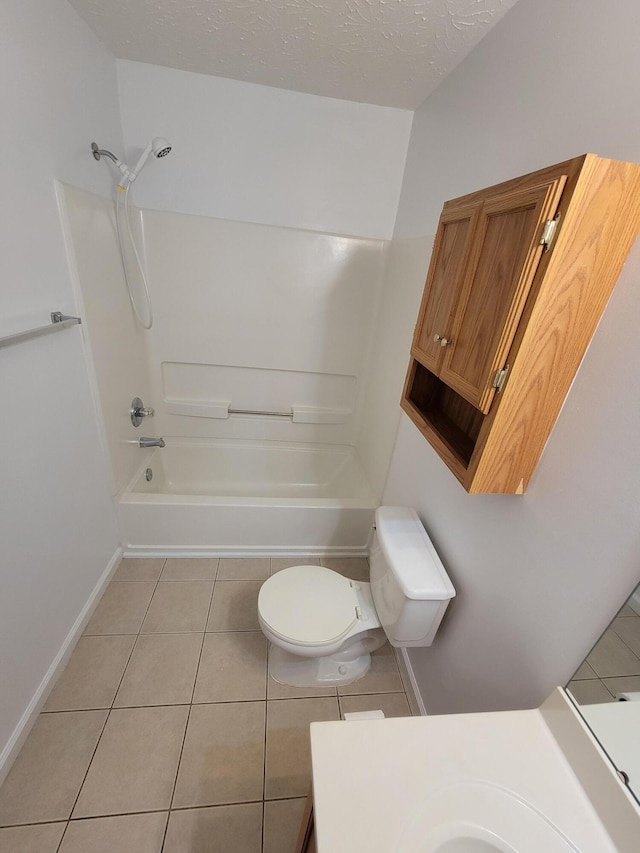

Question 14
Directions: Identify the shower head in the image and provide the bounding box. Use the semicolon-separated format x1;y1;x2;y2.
152;137;172;158
92;137;172;186
128;137;172;182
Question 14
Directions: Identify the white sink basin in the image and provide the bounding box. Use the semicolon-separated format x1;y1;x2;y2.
309;694;628;852
396;780;579;853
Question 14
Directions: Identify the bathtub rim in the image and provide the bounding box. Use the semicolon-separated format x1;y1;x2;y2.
118;435;377;505
117;437;377;557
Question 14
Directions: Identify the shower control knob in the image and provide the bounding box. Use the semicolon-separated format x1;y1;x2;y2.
130;397;154;427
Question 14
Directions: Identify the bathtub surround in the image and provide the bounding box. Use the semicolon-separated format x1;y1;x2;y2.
0;0;123;782
140;209;387;447
105;62;416;522
58;189;392;519
60;189;418;552
383;0;640;714
58;183;152;496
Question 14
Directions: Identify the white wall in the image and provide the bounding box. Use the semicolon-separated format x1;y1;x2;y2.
0;0;122;774
385;0;640;713
116;60;413;239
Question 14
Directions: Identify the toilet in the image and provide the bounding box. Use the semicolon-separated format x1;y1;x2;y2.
258;506;456;687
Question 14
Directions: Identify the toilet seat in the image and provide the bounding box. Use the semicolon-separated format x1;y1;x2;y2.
258;566;360;647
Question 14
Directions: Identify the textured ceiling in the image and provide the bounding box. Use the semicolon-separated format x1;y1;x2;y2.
68;0;518;109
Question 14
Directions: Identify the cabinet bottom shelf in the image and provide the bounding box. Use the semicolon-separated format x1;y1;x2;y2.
402;360;486;478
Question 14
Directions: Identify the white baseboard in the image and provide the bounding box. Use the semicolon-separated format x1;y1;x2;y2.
629;589;640;616
395;647;427;717
0;547;122;785
123;547;369;559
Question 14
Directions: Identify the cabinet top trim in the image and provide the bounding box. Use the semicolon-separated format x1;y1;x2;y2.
442;154;593;211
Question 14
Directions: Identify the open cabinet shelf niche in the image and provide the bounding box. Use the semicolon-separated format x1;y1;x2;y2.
404;359;484;469
401;154;640;495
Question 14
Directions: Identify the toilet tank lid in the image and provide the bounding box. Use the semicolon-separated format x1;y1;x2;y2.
375;506;456;600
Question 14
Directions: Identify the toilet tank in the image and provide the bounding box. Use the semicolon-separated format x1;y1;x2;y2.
369;506;455;647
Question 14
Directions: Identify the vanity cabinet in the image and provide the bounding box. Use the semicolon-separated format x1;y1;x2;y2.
402;154;640;494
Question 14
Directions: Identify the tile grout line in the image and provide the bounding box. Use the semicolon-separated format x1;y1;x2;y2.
52;704;111;849
159;559;219;853
49;559;167;852
6;557;385;850
188;560;219;707
608;622;640;668
3;798;283;831
109;565;167;711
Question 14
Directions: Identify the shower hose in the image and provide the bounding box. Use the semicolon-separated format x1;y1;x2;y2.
115;181;153;329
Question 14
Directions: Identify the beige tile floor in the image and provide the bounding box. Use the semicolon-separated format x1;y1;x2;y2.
567;596;640;705
0;557;413;853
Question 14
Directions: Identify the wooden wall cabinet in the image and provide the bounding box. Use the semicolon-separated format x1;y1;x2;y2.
401;154;640;494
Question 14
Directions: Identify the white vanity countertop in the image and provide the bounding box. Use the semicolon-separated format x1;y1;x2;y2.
309;703;623;852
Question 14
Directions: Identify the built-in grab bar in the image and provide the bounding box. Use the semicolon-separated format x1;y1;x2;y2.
228;407;292;418
0;312;81;349
165;400;352;424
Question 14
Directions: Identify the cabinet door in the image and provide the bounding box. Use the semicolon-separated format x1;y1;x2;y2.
412;202;480;373
439;177;566;411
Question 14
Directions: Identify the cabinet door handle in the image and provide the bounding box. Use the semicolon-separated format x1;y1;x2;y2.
434;334;452;347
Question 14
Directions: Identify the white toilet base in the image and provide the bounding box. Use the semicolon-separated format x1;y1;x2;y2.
268;644;371;688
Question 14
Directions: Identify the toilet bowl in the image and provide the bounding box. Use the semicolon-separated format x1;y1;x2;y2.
258;506;456;687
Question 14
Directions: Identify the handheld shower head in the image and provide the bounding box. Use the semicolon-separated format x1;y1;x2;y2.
126;137;172;183
152;137;172;158
91;134;171;330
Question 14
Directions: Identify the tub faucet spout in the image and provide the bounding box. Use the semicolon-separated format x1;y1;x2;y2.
139;436;165;448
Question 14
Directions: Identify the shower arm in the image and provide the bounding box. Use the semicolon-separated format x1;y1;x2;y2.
91;138;171;185
91;142;118;163
91;142;134;182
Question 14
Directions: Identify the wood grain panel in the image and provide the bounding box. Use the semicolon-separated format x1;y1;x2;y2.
412;202;480;373
440;177;566;411
467;155;640;493
401;154;640;493
402;360;486;469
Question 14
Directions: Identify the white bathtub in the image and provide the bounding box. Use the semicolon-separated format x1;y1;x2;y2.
118;439;376;555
